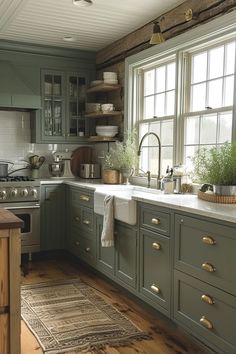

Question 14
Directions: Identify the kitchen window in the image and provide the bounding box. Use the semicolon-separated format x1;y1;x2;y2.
125;12;236;178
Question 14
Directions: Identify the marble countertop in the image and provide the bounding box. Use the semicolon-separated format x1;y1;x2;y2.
39;178;236;224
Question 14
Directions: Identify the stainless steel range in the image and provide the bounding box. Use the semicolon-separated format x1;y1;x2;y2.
0;176;40;254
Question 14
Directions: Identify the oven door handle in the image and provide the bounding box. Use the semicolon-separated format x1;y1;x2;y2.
5;204;40;210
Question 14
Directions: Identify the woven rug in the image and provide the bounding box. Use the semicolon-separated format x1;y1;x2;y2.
21;278;149;354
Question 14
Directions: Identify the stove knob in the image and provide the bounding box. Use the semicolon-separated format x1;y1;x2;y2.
30;188;38;198
0;189;7;200
11;188;18;198
21;188;29;197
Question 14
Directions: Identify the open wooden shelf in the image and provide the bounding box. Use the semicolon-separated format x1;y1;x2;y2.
84;111;122;119
87;84;121;94
88;136;118;142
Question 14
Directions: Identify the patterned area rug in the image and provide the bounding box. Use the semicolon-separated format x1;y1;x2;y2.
21;278;149;354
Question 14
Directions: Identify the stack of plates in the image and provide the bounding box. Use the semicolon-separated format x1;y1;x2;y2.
96;125;118;137
103;72;118;85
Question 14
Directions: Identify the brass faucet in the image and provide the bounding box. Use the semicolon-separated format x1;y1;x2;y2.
137;132;162;188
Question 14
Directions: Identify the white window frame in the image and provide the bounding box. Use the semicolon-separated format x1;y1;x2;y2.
125;12;236;170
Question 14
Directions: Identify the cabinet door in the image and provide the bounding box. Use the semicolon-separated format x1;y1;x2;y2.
66;73;89;142
115;222;137;289
96;215;115;276
41;70;66;141
140;228;170;313
0;238;8;307
40;184;65;250
0;314;9;354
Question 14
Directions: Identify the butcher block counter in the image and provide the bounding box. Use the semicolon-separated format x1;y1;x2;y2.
0;209;23;354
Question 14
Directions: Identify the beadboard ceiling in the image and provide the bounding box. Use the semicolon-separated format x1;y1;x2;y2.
0;0;185;51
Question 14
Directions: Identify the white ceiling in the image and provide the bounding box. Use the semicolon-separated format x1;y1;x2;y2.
0;0;186;52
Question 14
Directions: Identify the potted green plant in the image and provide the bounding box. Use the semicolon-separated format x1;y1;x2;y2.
102;130;138;184
192;142;236;195
102;153;120;184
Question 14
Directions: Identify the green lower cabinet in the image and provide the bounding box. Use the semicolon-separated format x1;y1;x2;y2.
40;184;65;251
68;226;96;266
115;222;138;290
174;270;236;354
139;228;171;315
96;215;115;276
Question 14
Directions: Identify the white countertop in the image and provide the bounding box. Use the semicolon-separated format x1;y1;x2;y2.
39;179;236;224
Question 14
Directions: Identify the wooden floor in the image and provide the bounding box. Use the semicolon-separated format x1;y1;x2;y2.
21;258;209;354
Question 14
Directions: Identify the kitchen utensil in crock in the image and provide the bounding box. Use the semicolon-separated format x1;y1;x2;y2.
0;161;14;177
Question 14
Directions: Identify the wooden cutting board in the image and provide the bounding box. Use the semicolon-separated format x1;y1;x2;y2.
70;147;93;177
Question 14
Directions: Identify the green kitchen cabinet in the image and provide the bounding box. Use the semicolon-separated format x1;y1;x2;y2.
40;184;65;251
115;222;138;290
96;215;115;276
139;228;171;315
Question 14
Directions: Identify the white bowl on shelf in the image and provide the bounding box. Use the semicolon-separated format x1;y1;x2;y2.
96;125;118;131
96;131;118;137
104;79;118;85
103;72;117;80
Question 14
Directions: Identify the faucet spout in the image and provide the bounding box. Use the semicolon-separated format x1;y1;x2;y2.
137;132;162;182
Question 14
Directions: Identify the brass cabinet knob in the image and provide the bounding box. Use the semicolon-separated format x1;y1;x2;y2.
199;316;213;329
80;195;90;202
74;216;80;222
151;218;160;225
152;242;161;250
202;236;216;245
151;284;160;293
75;241;80;246
85;247;90;252
201;294;215;305
83;220;90;225
201;262;216;273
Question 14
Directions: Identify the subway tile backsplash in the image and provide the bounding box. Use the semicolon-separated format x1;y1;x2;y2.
0;111;84;177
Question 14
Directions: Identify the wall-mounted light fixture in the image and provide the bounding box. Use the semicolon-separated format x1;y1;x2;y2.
72;0;93;7
149;22;165;45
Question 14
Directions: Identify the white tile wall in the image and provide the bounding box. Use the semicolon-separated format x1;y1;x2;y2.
0;111;89;177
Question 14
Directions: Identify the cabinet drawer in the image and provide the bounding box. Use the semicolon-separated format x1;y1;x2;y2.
140;229;170;312
140;205;170;236
71;206;94;233
70;234;96;264
174;270;236;354
174;214;236;295
71;188;94;208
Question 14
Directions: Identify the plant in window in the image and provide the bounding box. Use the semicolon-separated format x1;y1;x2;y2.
192;142;236;195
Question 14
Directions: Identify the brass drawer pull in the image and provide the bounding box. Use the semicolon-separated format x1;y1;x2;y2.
83;220;90;225
202;236;216;245
151;218;160;225
151;284;160;293
85;247;90;252
74;241;80;246
74;216;80;222
152;242;161;250
200;316;213;329
201;262;216;273
80;195;90;202
201;294;214;305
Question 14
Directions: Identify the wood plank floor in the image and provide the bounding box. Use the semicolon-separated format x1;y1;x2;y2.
21;258;210;354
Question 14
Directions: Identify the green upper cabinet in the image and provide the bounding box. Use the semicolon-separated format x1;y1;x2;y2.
39;69;92;143
0;59;41;109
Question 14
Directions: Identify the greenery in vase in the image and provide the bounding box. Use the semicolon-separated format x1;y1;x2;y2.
103;130;138;170
192;142;236;185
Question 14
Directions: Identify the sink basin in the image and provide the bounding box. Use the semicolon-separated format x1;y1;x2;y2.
94;185;163;225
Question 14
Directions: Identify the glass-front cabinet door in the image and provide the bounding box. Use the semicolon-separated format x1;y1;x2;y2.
41;70;66;141
67;73;89;141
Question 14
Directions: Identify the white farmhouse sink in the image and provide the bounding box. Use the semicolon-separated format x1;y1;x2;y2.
94;185;162;225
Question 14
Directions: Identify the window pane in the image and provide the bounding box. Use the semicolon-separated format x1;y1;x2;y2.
224;76;234;106
208;78;223;108
209;46;224;79
200;114;217;144
225;42;235;75
185;116;200;144
144;70;155;96
191;83;206;111
192;52;207;83
155;93;165;117
218;112;232;143
166;91;175;115
167;63;176;90
161;120;174;145
149;121;161;136
184;146;199;170
144;96;154;119
156;66;166;93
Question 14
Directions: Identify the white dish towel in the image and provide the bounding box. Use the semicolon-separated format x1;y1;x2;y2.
101;194;114;247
